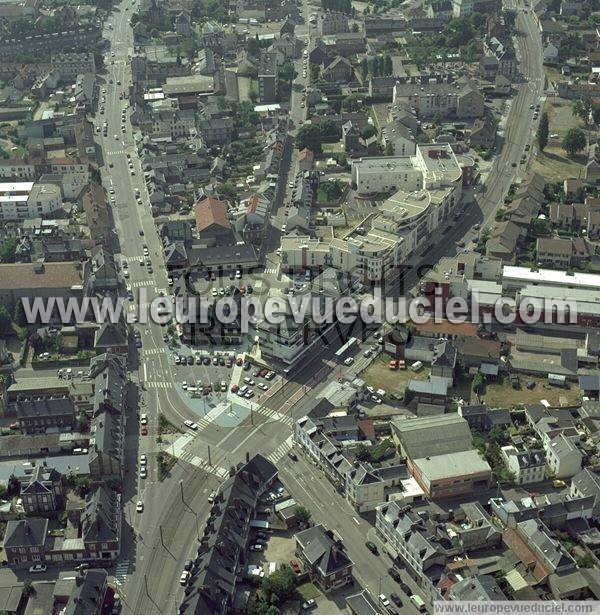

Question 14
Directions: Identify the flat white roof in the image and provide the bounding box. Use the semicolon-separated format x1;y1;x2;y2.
503;266;600;289
0;181;34;192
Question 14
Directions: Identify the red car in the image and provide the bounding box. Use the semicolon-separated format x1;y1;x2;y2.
259;369;268;378
225;358;232;367
140;427;148;436
289;560;301;574
231;384;239;393
236;357;243;366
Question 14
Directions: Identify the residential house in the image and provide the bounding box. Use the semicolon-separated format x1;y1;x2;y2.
320;11;348;36
501;446;546;485
20;463;64;514
16;397;76;434
546;434;583;479
469;116;496;149
295;524;354;591
322;56;353;83
80;486;121;560
194;196;234;246
3;518;47;565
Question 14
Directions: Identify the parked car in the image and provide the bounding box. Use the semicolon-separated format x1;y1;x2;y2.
391;593;403;607
289;560;301;574
301;599;316;610
29;564;47;573
180;571;191;586
388;567;401;582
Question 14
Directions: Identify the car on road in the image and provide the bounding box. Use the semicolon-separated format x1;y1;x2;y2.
180;571;191;586
391;593;403;607
366;541;379;555
343;357;354;366
139;467;147;479
288;451;298;461
379;594;390;607
203;357;211;365
140;414;148;425
388;567;401;582
140;454;147;465
29;564;47;573
208;491;217;503
140;426;148;436
301;599;316;610
136;501;143;513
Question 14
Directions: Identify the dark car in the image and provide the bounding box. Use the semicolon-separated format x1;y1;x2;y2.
187;356;194;365
366;541;379;555
243;361;251;371
288;451;298;461
388;567;401;582
203;357;211;365
184;559;193;571
391;593;402;607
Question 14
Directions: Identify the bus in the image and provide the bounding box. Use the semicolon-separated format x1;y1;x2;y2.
335;337;358;358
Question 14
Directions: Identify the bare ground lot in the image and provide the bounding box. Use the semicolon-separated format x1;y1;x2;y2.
481;374;581;408
360;355;429;396
531;97;590;180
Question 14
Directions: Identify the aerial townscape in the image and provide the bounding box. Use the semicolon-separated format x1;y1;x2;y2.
1;0;600;613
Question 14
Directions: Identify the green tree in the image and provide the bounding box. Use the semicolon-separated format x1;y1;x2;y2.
13;299;27;328
592;103;600;126
562;127;586;157
76;412;90;432
383;54;393;76
359;57;368;79
472;371;484;393
502;9;516;28
0;237;17;263
0;306;12;335
361;124;376;139
279;60;296;83
342;93;365;112
351;22;359;32
22;579;34;597
573;98;592;124
294;505;312;524
385;141;394;156
261;565;297;604
296;123;322;152
444;17;475;47
537;112;549;151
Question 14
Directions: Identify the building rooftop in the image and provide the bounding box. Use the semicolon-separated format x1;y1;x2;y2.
413;450;491;480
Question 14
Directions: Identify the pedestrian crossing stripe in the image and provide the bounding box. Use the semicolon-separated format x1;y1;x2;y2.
114;560;130;585
145;381;173;389
131;280;153;288
265;267;278;275
254;405;293;426
107;150;125;156
177;452;228;478
142;348;163;356
268;436;293;463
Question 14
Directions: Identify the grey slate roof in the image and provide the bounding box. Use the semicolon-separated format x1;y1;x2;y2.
295;523;353;576
4;517;48;548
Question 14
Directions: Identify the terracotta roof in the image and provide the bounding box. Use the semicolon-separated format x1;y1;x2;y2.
194;196;231;232
415;319;479;338
0;262;83;291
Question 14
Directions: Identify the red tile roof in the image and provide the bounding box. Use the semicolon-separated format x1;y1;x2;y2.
194;196;231;233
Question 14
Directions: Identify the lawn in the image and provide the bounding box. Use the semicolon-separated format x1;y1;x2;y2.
296;582;321;601
481;375;582;408
360;354;429;396
157;451;177;481
531;147;585;181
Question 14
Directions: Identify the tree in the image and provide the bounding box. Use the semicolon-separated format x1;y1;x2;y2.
261;565;297;604
76;412;90;432
537;112;549;151
356;444;371;461
383;54;393;76
279;60;296;83
0;306;12;335
294;505;312;524
342;93;365;112
472;371;484;393
593;103;600;126
502;9;516;28
359;57;368;79
361;124;376;139
0;237;17;263
14;299;27;328
296;123;322;152
22;579;34;597
385;141;394;156
351;22;359;32
572;98;592;124
562;127;586;157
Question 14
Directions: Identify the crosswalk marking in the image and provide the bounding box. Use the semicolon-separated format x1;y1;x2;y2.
114;560;130;585
107;149;125;156
131;280;153;288
265;267;278;275
254;405;293;426
268;436;293;463
145;381;173;389
177;451;229;478
142;348;163;357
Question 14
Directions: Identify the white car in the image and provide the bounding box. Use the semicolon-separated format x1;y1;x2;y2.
29;564;47;573
212;288;218;297
140;454;147;465
140;467;147;479
343;357;354;366
249;544;264;552
379;594;390;607
180;570;191;585
258;383;268;391
136;501;144;513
